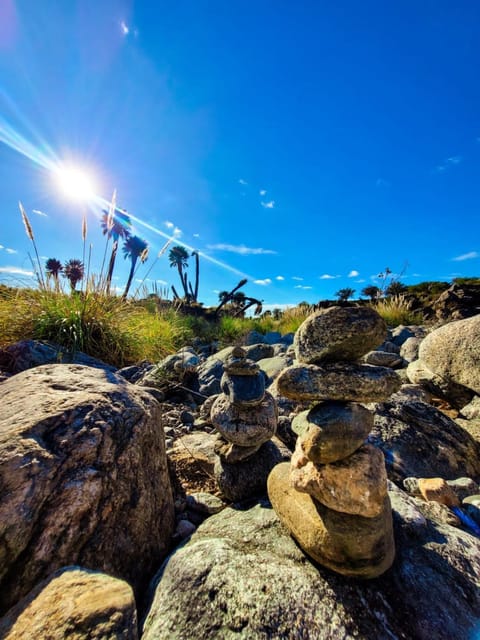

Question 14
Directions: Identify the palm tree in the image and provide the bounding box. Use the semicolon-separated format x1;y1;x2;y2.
361;285;381;301
168;246;190;300
122;235;149;299
335;287;355;302
45;258;63;290
100;208;132;293
63;259;85;292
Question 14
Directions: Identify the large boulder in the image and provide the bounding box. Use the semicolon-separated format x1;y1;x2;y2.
143;490;480;640
419;314;480;395
0;567;138;640
0;364;175;614
369;399;480;484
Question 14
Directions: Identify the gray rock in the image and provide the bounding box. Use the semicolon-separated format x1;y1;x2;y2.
277;362;401;403
175;519;197;539
185;492;225;515
463;495;480;525
389;383;431;404
419;315;480;394
196;358;224;397
363;350;405;368
294;306;387;364
0;364;174;615
263;331;283;344
391;325;416;346
244;330;265;346
136;350;199;389
214;437;261;463
447;477;480;501
406;358;474;409
377;339;401;354
460;395;480;420
220;371;265;406
210;392;277;447
369;399;480;484
400;336;423;363
257;354;293;384
214;441;284;502
243;343;274;361
143;491;480;640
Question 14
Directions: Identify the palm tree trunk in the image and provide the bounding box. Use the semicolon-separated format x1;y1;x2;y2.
122;259;137;299
106;240;119;294
193;252;199;301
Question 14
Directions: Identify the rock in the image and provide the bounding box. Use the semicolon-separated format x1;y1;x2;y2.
214;441;284;502
447;477;480;501
369;399;480;484
294;306;387;364
214;437;261;463
136;349;200;389
210;392;277;447
460;395;480;420
277;362;401;403
363;350;405;368
263;331;283;344
268;462;394;577
169;432;217;474
390;325;417;346
433;282;480;321
377;339;401;354
403;477;421;495
417;478;460;507
243;330;265;345
290;444;388;517
0;339;117;374
0;364;174;615
243;343;274;361
0;567;138;640
257;354;293;383
275;415;297;450
412;497;461;527
220;371;265;406
143;491;480;640
196;358;224;397
406;358;474;409
387;481;427;531
291;401;373;464
419;315;480;394
117;360;154;383
175;519;197;539
185;492;225;516
400;336;422;363
389;383;431;404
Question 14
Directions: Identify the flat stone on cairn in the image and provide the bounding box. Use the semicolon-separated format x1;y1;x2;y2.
269;306;399;578
210;347;280;501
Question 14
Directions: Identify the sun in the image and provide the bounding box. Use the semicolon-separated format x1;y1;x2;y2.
54;165;97;201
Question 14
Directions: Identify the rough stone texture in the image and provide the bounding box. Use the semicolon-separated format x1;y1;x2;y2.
136;350;199;390
196;357;224;397
406;358;473;409
0;567;138;640
220;371;265;406
0;364;175;614
369;399;480;484
417;477;460;508
269;463;395;578
277;362;401;403
210;392;277;446
460;395;480;420
214;437;261;463
399;336;422;363
185;492;225;516
389;384;431;404
0;339;117;374
447;477;480;501
257;354;293;384
463;495;480;525
243;343;274;362
142;488;480;640
363;350;405;368
290;444;388;517
294;306;387;364
292;401;373;464
419;314;480;394
214;441;284;502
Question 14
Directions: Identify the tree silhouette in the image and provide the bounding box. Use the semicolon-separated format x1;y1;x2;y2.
361;285;381;301
122;236;149;299
45;258;63;290
168;245;190;300
100;208;132;293
335;287;355;302
63;259;84;291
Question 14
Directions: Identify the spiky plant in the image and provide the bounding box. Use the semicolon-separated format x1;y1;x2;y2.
122;235;149;299
100;207;132;293
63;259;85;292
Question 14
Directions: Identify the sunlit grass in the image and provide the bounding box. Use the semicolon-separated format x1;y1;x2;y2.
372;295;423;327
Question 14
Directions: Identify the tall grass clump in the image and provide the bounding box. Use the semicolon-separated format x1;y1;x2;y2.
373;296;423;327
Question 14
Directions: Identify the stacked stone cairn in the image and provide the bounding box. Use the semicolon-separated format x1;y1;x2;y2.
210;346;281;502
268;306;402;578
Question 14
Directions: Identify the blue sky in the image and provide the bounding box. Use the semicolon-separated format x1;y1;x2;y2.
1;0;479;309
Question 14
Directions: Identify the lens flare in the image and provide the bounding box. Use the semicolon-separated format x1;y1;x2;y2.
54;166;97;201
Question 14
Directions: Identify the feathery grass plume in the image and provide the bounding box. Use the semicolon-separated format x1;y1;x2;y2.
19;201;46;290
373;295;423;327
81;214;88;291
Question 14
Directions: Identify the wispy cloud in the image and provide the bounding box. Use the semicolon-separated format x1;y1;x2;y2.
254;278;272;286
0;266;34;276
348;270;359;278
32;209;48;217
259;189;267;196
120;20;129;35
355;279;366;283
5;248;17;254
292;276;303;281
434;155;463;173
447;156;462;165
452;251;478;261
165;221;174;229
376;178;391;188
295;285;313;290
261;200;275;209
193;233;200;238
275;275;285;281
319;274;339;279
238;179;248;186
207;243;276;255
164;221;182;237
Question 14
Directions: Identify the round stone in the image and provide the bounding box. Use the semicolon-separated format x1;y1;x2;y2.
290;444;388;518
294;307;387;364
210;391;277;446
292;401;373;464
220;371;265;406
214;437;261;463
277;362;401;403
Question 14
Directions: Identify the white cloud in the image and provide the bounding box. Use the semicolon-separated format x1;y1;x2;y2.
254;278;272;286
193;233;200;238
292;276;303;281
295;285;313;290
32;209;48;217
238;179;248;186
355;279;366;283
173;227;182;237
0;266;34;276
319;274;338;279
156;279;168;285
207;243;276;255
120;20;129;35
452;251;479;261
447;156;462;165
259;189;267;196
261;200;275;209
434;155;462;173
0;245;3;250
165;221;174;229
5;248;17;254
276;275;285;281
348;270;359;277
